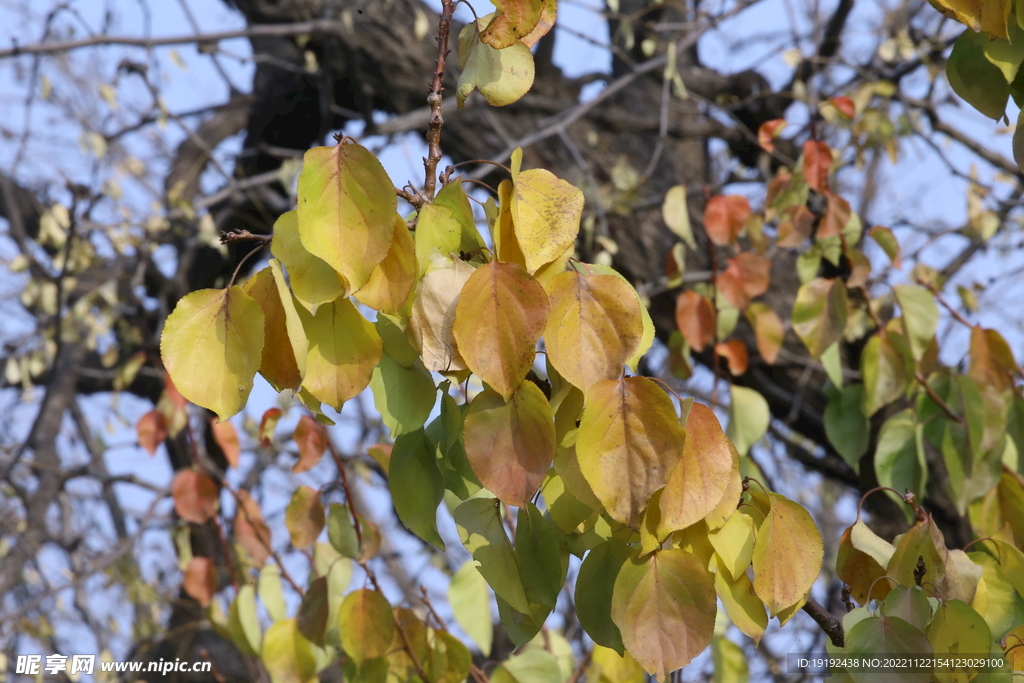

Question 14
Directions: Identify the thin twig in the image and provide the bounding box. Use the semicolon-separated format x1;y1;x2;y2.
422;0;457;199
914;371;964;425
220;229;272;245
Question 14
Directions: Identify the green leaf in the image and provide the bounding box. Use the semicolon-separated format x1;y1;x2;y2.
429;393;483;499
389;429;446;548
927;600;992;683
610;548;717;680
727;385;770;456
576;539;633;654
259;564;287;622
967;550;1024;640
327;503;360;559
577;376;686;527
751;494;824;615
874;409;926;522
463;381;556;507
161;286;264;421
824;384;869;471
415;180;483;274
894;285;939;361
792;277;848;358
456;19;535;108
448;560;494;655
821;341;843;388
588;646;646;683
301;295;382;411
844;615;932;683
515;502;564;613
228;584;261;656
296;576;329;647
454;497;530;614
369;352;436;437
297;141;397;291
881;586;931;631
271;209;346;314
861;332;911;417
869;226;901;268
338;589;396;663
947;29;1010;120
261;619;317;683
711;635;749;683
491;648;563;683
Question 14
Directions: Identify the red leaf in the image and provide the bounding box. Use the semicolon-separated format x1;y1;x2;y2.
803;140;832;192
211;420;240;469
716;263;748;310
137;410;168;456
258;408;283;447
675;291;716;352
758;119;787;152
182;557;217;607
293;415;328;473
718;253;772;309
703;195;751;247
234;489;272;567
818;192;852;239
172;469;219;524
715;340;749;376
830;97;855;118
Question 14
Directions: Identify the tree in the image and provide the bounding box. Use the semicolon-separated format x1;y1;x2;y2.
2;0;1024;680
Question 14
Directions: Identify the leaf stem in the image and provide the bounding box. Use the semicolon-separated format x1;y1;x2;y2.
856;485;915;521
914;371;964;425
423;0;457;200
227;243;265;289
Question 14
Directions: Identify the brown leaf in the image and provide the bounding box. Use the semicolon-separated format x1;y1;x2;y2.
776;205;816;248
968;326;1016;393
137;409;168;456
802;140;832;193
182;557;218;607
234;489;272;567
818;191;851;239
293;415;328;473
715;340;749;376
211;419;240;468
744;303;784;365
172;469;219;524
703;195;751;247
674;291;716;352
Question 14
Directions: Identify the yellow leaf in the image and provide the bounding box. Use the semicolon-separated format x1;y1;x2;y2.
744;302;784;365
927;0;1010;39
611;548;716;680
836;519;896;604
271;209;347;314
511;156;585;273
662;185;696;248
479;0;544;49
242;260;308;391
353;214;417;314
161;286;264;421
751;494;824;615
453;261;549;400
577;377;685;528
583;263;655;371
301;295;382;411
544;271;644;392
297;141;396;291
713;555;767;645
659;403;737;535
491;178;528;269
587;645;646;683
708;511;756;580
457;19;535;108
408;258;475;372
463;381;556;507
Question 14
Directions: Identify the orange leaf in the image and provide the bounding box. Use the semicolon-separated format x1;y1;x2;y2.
452;261;549;400
969;326;1016;393
164;373;187;410
293;415;328;473
137;410;168;456
463;381;555;507
744;303;784;365
802;140;832;193
659;402;738;533
182;557;218;607
715;340;749;376
352;215;418;314
211;420;240;468
703;195;751;247
757;119;787;152
172;469;218;524
818;191;851;239
717;253;770;309
234;489;272;567
259;408;283;447
830;96;855;118
674;291;716;352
